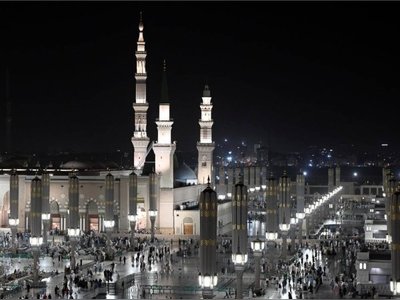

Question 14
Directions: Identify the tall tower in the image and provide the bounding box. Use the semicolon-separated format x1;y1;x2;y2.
197;85;215;184
153;60;176;188
131;13;150;174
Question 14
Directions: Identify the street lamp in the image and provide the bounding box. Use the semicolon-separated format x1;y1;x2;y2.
42;172;51;245
68;174;80;269
9;170;19;252
251;236;264;291
232;175;248;299
391;191;400;296
278;172;290;259
30;176;43;287
199;179;218;299
149;172;158;243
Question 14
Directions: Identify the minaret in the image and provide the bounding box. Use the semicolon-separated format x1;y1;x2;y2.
197;85;215;184
153;60;176;188
131;12;150;174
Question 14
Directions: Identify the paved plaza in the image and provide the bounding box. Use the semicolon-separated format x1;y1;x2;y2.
0;235;350;300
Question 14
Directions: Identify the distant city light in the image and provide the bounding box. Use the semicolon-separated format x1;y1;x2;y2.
353;172;358;177
308;163;313;167
227;156;232;162
303;171;308;176
382;143;388;147
224;138;228;142
228;151;232;155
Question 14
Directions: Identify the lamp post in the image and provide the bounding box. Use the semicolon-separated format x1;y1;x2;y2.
149;172;158;243
265;173;278;276
390;191;400;296
232;175;248;299
265;173;278;241
9;170;19;252
41;172;51;245
104;173;115;259
387;174;396;244
128;171;138;249
30;176;43;287
290;216;297;252
68;174;80;269
304;204;310;240
198;178;218;299
296;173;305;246
278;172;291;259
251;235;264;291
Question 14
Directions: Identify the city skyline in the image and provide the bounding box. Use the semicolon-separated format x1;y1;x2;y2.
1;2;399;154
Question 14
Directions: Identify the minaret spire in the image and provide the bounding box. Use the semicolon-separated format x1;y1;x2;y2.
153;60;176;188
131;12;150;174
161;59;169;102
197;84;215;184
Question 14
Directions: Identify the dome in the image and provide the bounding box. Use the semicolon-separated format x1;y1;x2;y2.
61;161;90;169
175;162;197;182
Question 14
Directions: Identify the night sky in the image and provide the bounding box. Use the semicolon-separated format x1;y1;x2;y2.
1;2;399;155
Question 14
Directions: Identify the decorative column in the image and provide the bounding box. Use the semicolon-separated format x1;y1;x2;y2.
255;166;261;190
278;172;290;259
390;191;400;295
232;175;248;299
251;235;264;291
328;167;334;192
41;172;51;245
304;203;310;240
387;173;396;244
249;166;255;188
265;173;279;275
30;176;43;287
243;167;249;187
335;166;341;186
149;172;158;243
9;170;19;252
198;178;218;299
266;173;278;240
104;173;115;259
227;167;234;199
68;174;80;269
296;173;305;246
128;171;138;249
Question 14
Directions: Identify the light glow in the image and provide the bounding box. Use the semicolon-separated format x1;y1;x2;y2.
9;218;19;226
42;213;51;221
128;215;138;222
68;228;80;237
251;238;264;251
30;237;43;246
232;253;248;265
104;220;115;228
148;210;158;217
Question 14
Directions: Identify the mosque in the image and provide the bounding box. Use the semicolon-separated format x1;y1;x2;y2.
0;15;231;237
0;16;365;240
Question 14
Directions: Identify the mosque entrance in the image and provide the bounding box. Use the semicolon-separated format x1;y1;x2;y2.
50;201;60;231
86;201;99;233
183;217;194;235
